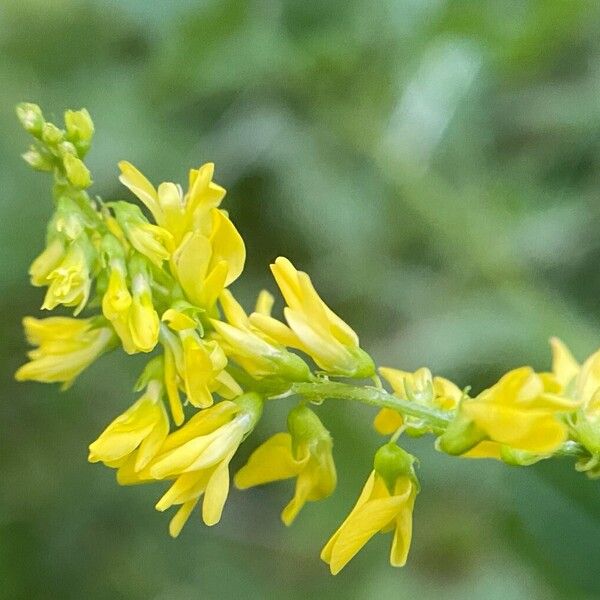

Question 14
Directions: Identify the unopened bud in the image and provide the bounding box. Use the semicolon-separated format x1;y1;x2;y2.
41;122;64;145
16;103;44;137
63;154;92;189
64;108;94;156
22;146;53;171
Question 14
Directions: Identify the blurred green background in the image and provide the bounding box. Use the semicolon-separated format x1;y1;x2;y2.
1;1;600;598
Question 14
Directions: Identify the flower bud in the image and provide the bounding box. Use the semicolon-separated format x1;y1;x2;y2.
63;153;92;189
41;122;64;145
22;145;53;171
64;108;94;156
16;103;44;137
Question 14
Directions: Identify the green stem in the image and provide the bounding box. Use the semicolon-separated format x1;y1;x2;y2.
289;381;589;459
290;381;452;431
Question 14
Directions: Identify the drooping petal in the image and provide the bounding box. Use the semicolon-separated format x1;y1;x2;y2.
234;433;306;489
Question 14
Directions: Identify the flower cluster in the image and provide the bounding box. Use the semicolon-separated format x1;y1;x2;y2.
15;105;599;574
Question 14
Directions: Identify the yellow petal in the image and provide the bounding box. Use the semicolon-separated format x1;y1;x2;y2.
254;290;274;316
433;376;462;410
118;161;163;224
389;483;416;567
373;408;404;435
234;433;305;489
202;455;233;526
462;440;502;459
550;337;580;388
208;209;245;286
327;489;408;575
219;289;250;328
172;230;211;306
169;499;198;538
321;471;377;564
163;344;184;426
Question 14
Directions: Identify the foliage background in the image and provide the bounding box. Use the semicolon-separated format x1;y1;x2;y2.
1;1;600;598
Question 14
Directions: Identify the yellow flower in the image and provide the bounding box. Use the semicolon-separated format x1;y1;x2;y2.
111;202;172;268
118;161;244;311
438;367;580;458
249;257;374;377
88;380;169;471
171;208;245;310
374;367;462;435
211;290;311;381
15;316;115;388
121;393;262;536
101;246;135;352
550;338;600;459
321;443;418;574
235;405;336;525
40;238;93;315
128;268;160;353
159;326;242;413
29;237;65;286
118;160;226;245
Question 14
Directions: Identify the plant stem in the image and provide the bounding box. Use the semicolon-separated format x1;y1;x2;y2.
289;381;590;460
290;381;452;431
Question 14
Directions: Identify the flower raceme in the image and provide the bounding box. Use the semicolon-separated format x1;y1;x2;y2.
14;104;600;575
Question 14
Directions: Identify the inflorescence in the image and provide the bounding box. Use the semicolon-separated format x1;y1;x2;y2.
14;104;600;574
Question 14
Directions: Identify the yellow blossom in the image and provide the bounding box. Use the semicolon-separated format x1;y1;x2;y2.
101;245;135;352
88;380;169;471
321;449;417;575
160;326;241;411
40;238;93;315
119;394;262;535
438;367;580;458
128;268;160;353
235;405;336;525
249;257;374;377
171;208;245;310
211;290;310;381
374;367;462;435
29;237;65;286
118;161;226;244
550;338;600;460
15;316;115;388
111;202;172;267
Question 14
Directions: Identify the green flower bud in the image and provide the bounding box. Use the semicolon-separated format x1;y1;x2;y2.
64;108;94;156
41;122;64;145
63;154;92;189
16;103;44;137
22;145;54;171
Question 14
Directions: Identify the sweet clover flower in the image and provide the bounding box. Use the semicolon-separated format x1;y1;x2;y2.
14;104;599;574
